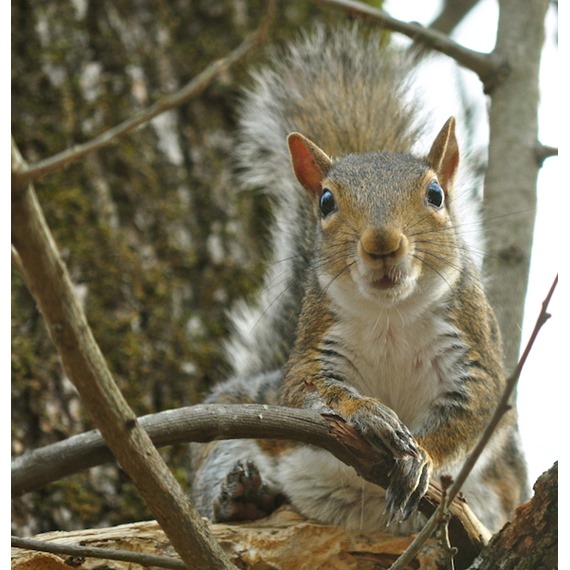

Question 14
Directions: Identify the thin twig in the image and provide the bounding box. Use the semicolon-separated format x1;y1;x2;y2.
315;0;503;87
11;535;186;570
12;9;272;188
388;274;558;570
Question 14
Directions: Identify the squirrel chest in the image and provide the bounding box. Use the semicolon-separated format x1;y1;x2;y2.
322;280;467;431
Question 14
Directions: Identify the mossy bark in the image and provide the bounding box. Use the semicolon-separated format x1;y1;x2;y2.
11;0;321;534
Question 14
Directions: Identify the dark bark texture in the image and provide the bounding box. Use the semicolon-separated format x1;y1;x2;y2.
470;462;557;569
11;0;323;534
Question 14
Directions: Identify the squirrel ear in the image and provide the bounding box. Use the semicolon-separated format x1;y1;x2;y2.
427;117;460;190
287;133;332;196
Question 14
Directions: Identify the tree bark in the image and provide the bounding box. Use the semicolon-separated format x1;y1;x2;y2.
483;0;549;370
10;0;312;534
468;462;557;569
11;461;558;570
8;506;448;570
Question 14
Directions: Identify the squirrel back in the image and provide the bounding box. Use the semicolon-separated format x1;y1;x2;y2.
226;25;430;378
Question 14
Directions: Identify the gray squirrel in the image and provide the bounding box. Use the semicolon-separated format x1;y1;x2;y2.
190;24;529;533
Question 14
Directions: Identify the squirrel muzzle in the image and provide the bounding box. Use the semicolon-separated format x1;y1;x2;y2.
356;227;413;291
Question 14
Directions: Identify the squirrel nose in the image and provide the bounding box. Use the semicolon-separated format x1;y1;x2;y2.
359;227;408;264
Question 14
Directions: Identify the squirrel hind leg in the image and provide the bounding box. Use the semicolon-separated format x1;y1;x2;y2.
214;459;286;522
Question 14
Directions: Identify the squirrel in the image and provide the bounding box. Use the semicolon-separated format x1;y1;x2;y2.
190;24;529;533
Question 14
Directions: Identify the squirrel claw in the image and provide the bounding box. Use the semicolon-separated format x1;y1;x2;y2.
385;452;431;523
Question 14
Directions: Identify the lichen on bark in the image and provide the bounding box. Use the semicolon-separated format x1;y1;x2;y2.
11;0;320;533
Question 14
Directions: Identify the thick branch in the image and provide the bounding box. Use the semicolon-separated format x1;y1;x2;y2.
11;143;235;569
12;402;489;565
315;0;504;90
11;405;347;496
483;0;550;370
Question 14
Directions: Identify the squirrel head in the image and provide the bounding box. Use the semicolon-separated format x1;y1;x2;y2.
287;118;463;306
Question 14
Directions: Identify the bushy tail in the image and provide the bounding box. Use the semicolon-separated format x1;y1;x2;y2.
225;24;426;377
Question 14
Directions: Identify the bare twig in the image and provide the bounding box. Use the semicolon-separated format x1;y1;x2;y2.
11;535;186;570
388;274;558;570
315;0;504;89
12;9;271;188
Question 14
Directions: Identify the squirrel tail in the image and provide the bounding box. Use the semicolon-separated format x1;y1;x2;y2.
225;24;428;377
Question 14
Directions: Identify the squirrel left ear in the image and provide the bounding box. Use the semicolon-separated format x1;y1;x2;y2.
288;133;332;197
427;117;460;191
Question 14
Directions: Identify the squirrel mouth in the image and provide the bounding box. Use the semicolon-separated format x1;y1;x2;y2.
370;275;400;290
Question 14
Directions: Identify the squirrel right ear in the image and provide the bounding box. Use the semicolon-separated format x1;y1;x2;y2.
287;133;332;196
427;117;460;191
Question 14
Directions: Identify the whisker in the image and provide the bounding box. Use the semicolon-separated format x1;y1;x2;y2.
410;253;456;295
319;261;356;299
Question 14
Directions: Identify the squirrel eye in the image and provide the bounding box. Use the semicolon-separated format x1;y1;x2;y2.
320;188;337;217
426;180;445;209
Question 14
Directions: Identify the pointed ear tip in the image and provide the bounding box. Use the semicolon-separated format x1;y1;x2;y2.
288;131;306;141
287;132;306;150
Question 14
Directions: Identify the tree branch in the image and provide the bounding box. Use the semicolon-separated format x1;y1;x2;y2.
314;0;505;90
11;405;348;496
12;401;489;565
483;0;550;370
12;142;235;568
11;5;273;188
535;143;558;166
11;535;186;570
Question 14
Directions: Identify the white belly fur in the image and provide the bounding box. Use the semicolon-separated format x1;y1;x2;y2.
277;281;506;532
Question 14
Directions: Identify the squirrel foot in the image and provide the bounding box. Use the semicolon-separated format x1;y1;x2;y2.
213;459;284;522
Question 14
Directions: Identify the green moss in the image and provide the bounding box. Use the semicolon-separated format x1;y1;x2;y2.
11;0;349;534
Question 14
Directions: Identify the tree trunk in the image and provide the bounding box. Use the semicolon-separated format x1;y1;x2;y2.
483;0;549;371
469;462;557;569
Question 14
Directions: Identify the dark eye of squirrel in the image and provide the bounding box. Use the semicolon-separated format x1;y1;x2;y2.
320;188;337;217
426;180;445;208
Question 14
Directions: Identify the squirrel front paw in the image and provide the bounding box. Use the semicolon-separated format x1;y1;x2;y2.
385;449;431;523
345;397;432;523
213;460;284;522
